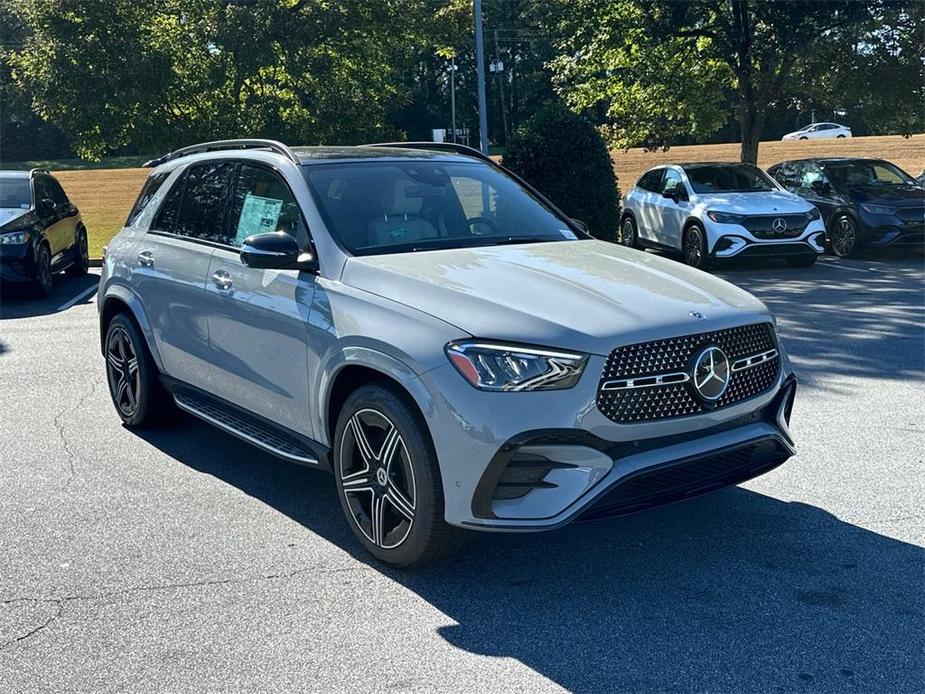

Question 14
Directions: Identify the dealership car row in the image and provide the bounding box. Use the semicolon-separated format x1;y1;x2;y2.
1;141;922;567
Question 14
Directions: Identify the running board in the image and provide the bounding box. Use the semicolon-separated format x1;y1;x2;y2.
173;391;319;466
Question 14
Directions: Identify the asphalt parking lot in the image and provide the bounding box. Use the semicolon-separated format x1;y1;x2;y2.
1;252;923;693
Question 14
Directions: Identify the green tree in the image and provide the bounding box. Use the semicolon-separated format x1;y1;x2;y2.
551;0;906;163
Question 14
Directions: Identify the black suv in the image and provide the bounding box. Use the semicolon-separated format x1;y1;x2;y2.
0;169;90;297
767;158;925;257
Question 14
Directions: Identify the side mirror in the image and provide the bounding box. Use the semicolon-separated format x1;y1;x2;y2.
810;180;830;196
240;232;319;272
570;218;590;234
37;198;56;216
662;185;685;202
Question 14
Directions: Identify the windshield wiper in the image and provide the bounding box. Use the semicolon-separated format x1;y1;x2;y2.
485;236;561;246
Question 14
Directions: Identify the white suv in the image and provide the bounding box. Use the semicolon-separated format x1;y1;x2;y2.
620;163;826;269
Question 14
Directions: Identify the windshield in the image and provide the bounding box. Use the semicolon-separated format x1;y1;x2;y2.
0;178;32;209
825;161;916;189
303;160;579;256
684;164;778;194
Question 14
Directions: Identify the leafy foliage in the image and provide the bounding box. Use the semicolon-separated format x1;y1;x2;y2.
502;104;620;242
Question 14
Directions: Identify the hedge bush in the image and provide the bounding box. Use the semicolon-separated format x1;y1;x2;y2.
502;105;621;242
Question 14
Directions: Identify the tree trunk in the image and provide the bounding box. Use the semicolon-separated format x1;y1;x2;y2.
731;0;761;164
739;101;761;165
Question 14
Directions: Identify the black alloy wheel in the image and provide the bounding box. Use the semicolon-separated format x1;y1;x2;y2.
829;214;858;257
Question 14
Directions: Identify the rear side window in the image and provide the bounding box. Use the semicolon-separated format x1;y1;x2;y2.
176;162;237;243
637;170;663;192
126;171;170;226
225;164;310;248
769;162;802;189
45;177;70;205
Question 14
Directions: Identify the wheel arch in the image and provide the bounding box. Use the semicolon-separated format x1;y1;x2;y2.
98;285;163;370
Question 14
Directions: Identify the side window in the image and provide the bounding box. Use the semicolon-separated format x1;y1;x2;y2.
226;164;309;248
33;176;53;204
175;162;237;243
46;177;70;205
126;171;170;226
152;176;184;231
660;169;683;193
799;163;824;189
637;170;662;192
771;162;800;188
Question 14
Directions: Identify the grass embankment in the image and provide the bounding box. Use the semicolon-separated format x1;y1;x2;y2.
5;134;923;259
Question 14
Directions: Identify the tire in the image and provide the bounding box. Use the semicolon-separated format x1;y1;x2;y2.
829;214;859;257
31;243;53;298
333;382;467;567
785;254;818;267
66;226;90;277
836;134;846;138
619;216;638;248
104;313;175;427
799;136;808;140
682;224;711;270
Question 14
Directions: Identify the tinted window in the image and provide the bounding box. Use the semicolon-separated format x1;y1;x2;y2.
33;176;54;203
304;160;577;256
174;162;237;242
660;169;685;195
685;164;777;193
770;162;802;188
226;164;309;248
799;163;827;189
126;171;170;226
637;170;663;192
45;177;70;205
0;178;32;209
825;161;915;188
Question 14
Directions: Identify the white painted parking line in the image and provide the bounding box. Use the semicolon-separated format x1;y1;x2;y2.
57;284;98;312
818;258;875;273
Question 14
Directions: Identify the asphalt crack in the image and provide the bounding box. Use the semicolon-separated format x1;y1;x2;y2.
51;382;98;488
0;602;63;651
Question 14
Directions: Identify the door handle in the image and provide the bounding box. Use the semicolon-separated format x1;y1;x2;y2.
211;270;233;290
138;250;155;267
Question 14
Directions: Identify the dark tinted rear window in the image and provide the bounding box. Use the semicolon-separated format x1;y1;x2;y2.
126;171;170;226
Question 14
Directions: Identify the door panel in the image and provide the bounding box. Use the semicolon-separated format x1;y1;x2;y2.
205;250;315;434
653;169;689;248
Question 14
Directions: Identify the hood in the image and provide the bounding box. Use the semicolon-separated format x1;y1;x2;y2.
783;130;807;138
342;240;771;356
695;190;811;214
0;207;33;230
842;183;925;206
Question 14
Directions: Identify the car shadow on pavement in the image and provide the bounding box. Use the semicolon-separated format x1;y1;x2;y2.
0;272;98;320
137;416;924;692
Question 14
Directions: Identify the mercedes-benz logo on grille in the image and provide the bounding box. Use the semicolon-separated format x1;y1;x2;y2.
692;346;730;401
771;217;788;233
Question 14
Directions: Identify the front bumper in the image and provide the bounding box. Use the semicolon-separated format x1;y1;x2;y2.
704;219;826;259
856;210;925;248
0;243;34;283
421;344;797;531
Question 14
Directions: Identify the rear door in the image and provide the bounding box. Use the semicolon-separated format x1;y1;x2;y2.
131;161;237;387
653;168;690;249
634;169;664;242
33;175;73;261
204;161;316;435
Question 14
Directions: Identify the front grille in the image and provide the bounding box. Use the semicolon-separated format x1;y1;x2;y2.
596;323;779;423
741;214;809;239
578;438;790;520
737;243;815;258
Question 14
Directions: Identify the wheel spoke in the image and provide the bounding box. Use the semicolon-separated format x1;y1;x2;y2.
341;470;375;491
385;483;415;521
107;351;124;375
348;414;377;466
370;494;385;547
380;427;401;473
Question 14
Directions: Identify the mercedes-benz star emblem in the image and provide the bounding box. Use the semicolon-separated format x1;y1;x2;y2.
771;217;788;233
690;311;706;320
692;346;730;401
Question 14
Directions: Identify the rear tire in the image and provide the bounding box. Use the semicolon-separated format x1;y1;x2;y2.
836;134;846;138
619;216;638;248
31;243;53;298
799;136;808;140
785;255;818;267
333;383;467;567
682;224;711;270
104;313;175;427
66;227;90;277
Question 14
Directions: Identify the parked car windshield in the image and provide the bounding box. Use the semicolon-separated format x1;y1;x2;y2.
684;164;778;194
824;161;916;189
303;160;580;256
0;177;33;209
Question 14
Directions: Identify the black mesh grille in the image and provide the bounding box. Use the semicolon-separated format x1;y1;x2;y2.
579;438;790;520
597;323;779;423
741;214;810;239
737;243;815;258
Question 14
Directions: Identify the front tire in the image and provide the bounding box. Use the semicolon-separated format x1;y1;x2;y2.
619;216;638;248
104;313;174;427
829;214;859;257
683;224;711;270
333;383;466;567
66;226;90;277
31;243;53;298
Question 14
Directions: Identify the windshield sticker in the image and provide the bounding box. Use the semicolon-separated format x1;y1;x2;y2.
559;228;578;240
236;194;283;245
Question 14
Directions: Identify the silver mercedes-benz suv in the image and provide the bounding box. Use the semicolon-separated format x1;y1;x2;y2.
99;139;797;567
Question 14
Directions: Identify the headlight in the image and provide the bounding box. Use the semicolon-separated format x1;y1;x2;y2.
860;203;894;216
807;207;821;220
707;211;745;224
0;231;30;244
445;340;588;391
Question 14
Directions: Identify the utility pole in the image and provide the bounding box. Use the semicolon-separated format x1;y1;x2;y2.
473;0;489;154
449;55;457;143
491;29;510;146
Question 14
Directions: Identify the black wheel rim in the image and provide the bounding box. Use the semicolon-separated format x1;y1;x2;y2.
831;217;855;256
339;408;416;550
106;326;140;417
685;230;704;266
79;231;89;266
38;248;52;292
620;219;635;247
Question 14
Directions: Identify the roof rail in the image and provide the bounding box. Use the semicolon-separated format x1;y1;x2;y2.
29;168;51;176
361;141;491;162
143;139;300;168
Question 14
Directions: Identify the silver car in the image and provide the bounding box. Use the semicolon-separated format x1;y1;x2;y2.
99;140;798;567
